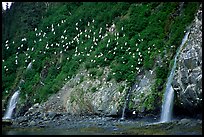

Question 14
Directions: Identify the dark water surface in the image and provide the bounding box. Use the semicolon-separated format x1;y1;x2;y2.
2;118;202;135
3;127;103;135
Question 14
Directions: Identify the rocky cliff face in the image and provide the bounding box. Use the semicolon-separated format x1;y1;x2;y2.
24;66;158;118
126;68;158;117
19;5;202;119
39;66;127;116
172;5;202;116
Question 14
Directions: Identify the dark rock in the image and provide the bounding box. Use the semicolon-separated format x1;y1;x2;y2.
184;58;198;70
195;75;202;90
47;111;57;120
39;124;45;128
16;101;32;117
97;122;102;125
189;68;201;84
197;11;202;21
185;85;196;99
180;69;189;84
172;79;179;88
2;119;13;126
173;7;202;117
29;120;36;126
178;118;191;125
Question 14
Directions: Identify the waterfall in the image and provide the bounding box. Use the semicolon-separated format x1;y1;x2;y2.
3;90;20;120
121;83;137;120
121;88;131;120
160;31;190;123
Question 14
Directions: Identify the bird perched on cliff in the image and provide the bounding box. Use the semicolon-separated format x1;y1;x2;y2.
149;70;153;75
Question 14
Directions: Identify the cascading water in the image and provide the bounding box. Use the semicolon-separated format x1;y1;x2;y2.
2;90;20;120
160;31;190;123
121;83;138;120
121;88;131;120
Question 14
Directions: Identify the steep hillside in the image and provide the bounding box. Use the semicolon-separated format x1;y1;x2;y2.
2;2;201;118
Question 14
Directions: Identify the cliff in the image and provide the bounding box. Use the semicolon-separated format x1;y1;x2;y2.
172;5;202;117
2;2;201;119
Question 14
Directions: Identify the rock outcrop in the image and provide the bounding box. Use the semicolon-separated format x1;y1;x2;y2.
172;5;202;116
40;67;127;116
127;68;158;117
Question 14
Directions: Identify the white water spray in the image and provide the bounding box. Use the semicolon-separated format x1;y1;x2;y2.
160;31;190;122
3;90;20;120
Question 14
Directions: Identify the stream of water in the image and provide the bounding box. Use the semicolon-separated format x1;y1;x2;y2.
160;31;190;122
121;83;138;120
3;90;20;120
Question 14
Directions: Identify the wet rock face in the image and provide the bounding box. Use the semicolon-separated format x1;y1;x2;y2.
173;6;202;115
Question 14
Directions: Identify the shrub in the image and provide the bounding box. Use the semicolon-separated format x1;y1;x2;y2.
91;87;97;93
155;66;168;80
89;68;98;78
96;69;103;77
106;73;112;81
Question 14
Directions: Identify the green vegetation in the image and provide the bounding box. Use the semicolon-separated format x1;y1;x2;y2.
2;2;200;110
91;87;97;93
